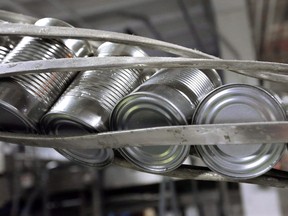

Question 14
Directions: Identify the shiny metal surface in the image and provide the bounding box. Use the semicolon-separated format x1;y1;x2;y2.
1;56;288;83
0;20;18;62
111;92;191;173
0;36;14;61
0;21;16;62
0;18;91;133
34;18;93;57
1;122;288;149
111;68;220;173
193;84;287;179
98;41;156;81
97;42;146;57
138;68;220;108
41;42;148;167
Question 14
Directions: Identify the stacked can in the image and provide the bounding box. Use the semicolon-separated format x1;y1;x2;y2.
0;18;91;133
193;84;286;179
110;68;222;173
41;42;149;168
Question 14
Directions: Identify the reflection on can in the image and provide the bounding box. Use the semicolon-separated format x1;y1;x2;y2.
192;84;286;179
0;18;91;133
41;42;149;168
0;19;20;61
0;23;16;62
111;68;221;173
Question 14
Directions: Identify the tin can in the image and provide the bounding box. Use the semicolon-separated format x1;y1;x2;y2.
110;67;221;173
192;84;286;179
41;42;149;168
0;18;91;133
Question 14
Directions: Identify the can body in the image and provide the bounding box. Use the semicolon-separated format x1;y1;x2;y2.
111;67;221;173
0;18;91;133
192;84;286;179
41;42;149;168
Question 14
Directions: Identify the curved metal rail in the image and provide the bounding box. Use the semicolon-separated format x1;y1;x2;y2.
114;157;288;189
0;122;287;149
0;14;288;187
0;22;288;82
1;57;288;82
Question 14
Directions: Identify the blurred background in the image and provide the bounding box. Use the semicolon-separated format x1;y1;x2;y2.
0;0;288;215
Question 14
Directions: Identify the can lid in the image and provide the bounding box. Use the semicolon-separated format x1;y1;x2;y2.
57;148;113;168
111;92;190;173
56;132;114;168
97;42;147;57
0;80;38;133
42;95;109;132
35;18;93;57
42;97;114;168
43;117;114;168
0;100;36;133
193;84;286;179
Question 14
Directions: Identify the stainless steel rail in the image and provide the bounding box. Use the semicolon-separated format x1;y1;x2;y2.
0;122;287;149
0;57;288;82
1;22;288;82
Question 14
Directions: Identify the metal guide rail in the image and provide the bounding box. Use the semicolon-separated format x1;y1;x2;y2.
1;10;288;188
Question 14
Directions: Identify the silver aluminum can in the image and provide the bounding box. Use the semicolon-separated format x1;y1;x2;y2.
0;18;91;133
41;42;148;168
111;67;221;173
193;84;286;179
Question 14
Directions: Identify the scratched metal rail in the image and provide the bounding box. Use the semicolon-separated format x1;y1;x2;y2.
1;10;288;188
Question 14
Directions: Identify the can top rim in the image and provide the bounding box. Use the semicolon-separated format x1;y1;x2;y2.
110;91;188;131
192;83;286;179
57;148;114;168
118;144;190;173
192;83;287;122
97;42;147;57
0;99;37;133
41;112;97;135
35;18;93;57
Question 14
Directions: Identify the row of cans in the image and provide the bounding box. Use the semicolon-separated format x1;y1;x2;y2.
111;74;286;179
0;17;286;179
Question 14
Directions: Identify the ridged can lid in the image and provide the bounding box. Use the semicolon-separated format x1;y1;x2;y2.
192;84;286;179
0;80;39;133
110;91;191;173
42;107;114;168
